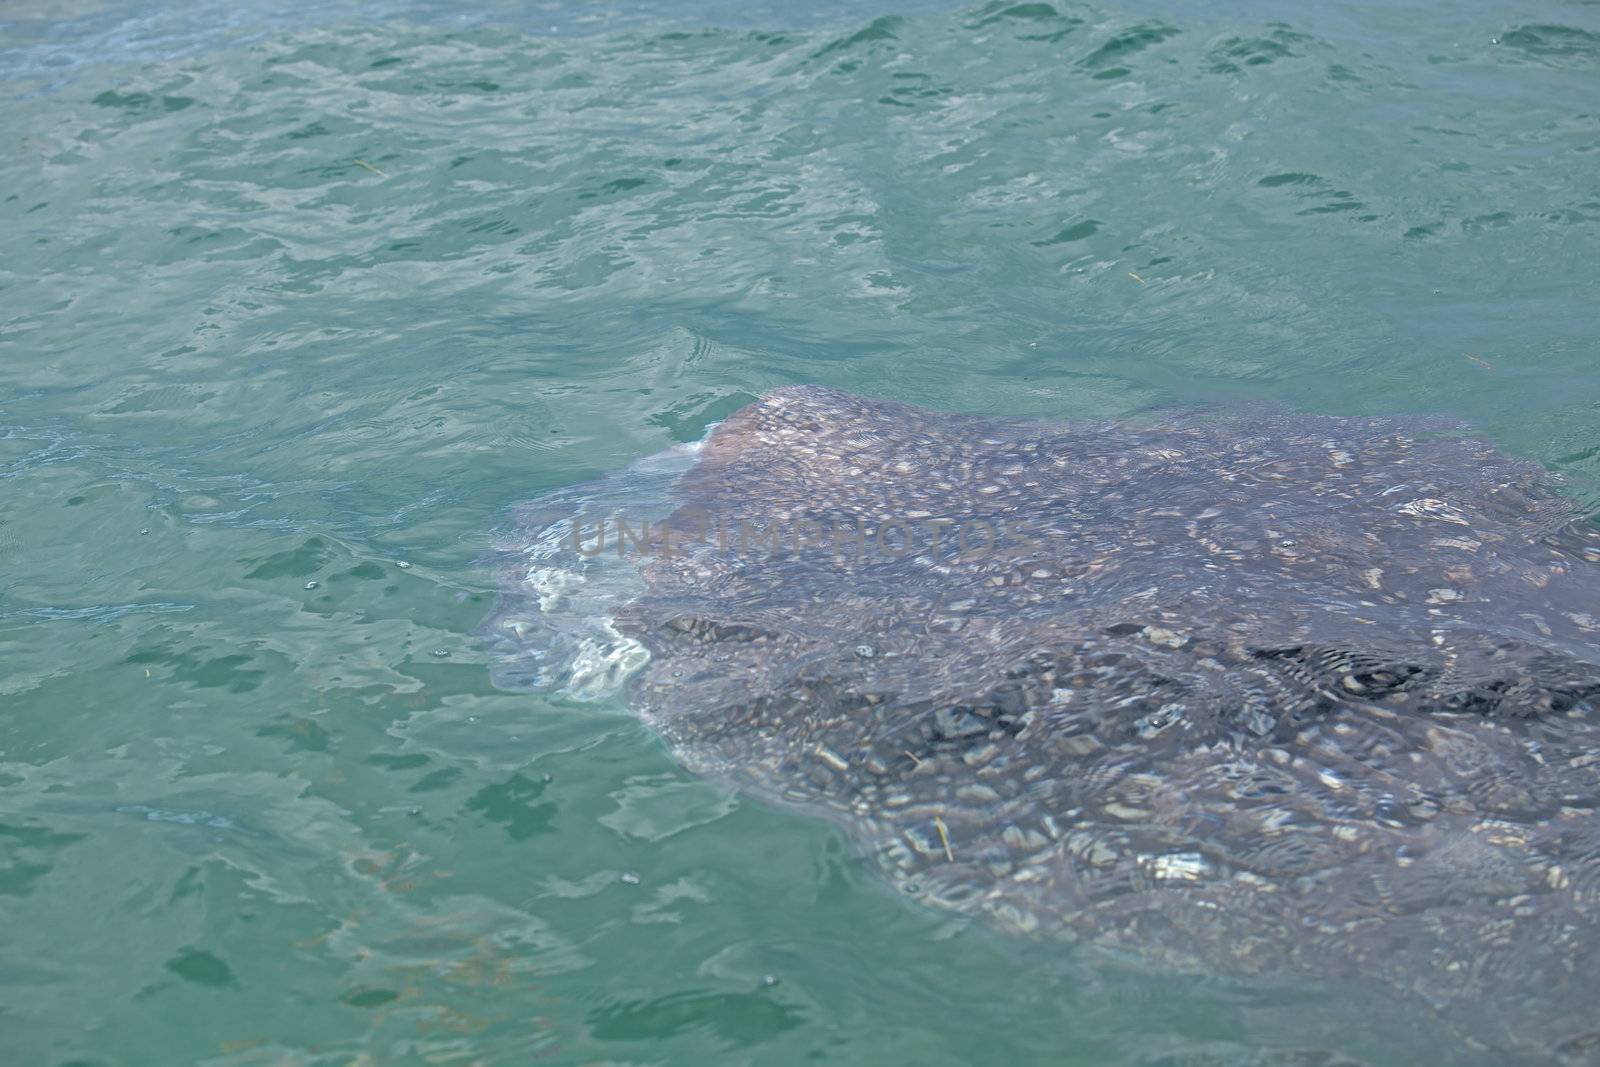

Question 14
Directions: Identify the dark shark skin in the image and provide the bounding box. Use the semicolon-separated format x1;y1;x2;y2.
493;387;1600;1064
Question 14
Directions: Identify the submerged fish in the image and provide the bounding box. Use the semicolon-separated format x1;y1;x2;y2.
486;386;1600;1064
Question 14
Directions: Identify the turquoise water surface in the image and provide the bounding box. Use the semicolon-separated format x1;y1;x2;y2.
3;0;1598;1064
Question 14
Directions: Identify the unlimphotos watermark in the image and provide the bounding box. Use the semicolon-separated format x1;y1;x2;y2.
561;510;1045;565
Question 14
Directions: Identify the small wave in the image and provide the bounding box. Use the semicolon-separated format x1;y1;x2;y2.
480;440;702;700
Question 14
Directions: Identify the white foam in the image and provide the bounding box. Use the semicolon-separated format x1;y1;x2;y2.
483;440;706;701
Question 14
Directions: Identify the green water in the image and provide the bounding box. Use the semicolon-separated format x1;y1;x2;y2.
2;1;1598;1063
